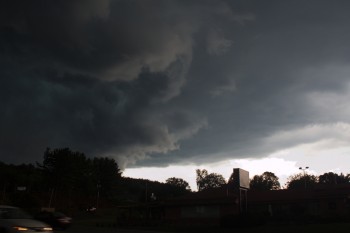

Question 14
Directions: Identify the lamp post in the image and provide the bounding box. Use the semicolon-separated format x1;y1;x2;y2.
299;166;309;189
96;182;101;209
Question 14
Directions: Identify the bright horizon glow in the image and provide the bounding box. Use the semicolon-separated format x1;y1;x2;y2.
124;142;350;191
124;122;350;191
123;157;309;191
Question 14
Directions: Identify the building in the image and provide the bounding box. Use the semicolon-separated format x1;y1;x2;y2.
162;168;249;227
248;184;350;222
163;186;239;227
117;169;350;227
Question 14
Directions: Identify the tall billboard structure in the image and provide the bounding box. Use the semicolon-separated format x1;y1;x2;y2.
232;168;249;214
232;168;250;189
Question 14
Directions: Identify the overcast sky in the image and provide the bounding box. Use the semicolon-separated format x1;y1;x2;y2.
2;0;350;189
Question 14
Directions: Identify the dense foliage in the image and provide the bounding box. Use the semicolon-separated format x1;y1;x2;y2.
196;169;226;191
166;177;191;191
318;172;350;185
250;171;281;190
286;173;318;190
0;148;191;211
286;171;350;189
2;148;350;212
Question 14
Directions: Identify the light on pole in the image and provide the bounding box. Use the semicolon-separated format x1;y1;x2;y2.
299;166;309;189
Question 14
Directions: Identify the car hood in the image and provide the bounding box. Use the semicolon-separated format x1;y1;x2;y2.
4;219;51;228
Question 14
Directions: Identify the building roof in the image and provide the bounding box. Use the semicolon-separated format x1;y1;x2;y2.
248;184;350;204
163;183;350;207
165;186;238;206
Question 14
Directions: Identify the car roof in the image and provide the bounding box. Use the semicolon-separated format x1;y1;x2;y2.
0;205;17;209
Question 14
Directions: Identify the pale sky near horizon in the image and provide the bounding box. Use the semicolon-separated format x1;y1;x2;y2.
2;1;350;188
124;139;350;190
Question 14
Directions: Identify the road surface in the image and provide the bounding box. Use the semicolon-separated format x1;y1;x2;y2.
62;225;165;233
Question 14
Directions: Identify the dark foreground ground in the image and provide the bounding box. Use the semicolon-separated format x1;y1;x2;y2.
63;219;350;233
59;209;350;233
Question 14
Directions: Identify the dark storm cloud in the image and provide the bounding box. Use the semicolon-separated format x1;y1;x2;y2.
2;0;350;168
0;0;237;166
133;0;350;166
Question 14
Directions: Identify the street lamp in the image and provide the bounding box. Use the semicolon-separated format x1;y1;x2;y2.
299;166;309;189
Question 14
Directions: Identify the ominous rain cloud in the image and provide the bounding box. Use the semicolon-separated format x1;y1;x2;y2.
0;0;235;166
2;0;350;169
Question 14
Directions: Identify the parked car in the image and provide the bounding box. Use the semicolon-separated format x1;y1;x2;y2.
0;205;53;233
34;211;72;230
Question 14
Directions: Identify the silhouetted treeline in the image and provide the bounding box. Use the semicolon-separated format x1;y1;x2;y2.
119;177;191;203
3;148;350;212
0;148;190;212
250;171;350;191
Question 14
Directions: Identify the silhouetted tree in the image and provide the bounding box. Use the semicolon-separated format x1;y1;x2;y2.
196;169;208;191
250;171;280;190
196;169;226;191
318;172;350;185
227;172;235;184
286;173;318;190
39;148;89;189
91;157;122;199
37;148;92;207
166;177;191;191
119;177;190;202
37;148;122;208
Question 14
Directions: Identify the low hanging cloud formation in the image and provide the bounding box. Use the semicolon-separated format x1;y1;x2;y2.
206;28;233;56
0;0;239;166
1;1;350;169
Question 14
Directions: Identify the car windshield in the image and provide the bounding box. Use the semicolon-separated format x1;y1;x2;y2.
53;212;66;218
0;208;32;219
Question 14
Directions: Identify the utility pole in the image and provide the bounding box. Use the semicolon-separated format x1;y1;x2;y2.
145;181;148;203
48;188;55;208
299;166;309;189
96;181;101;209
1;184;6;204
